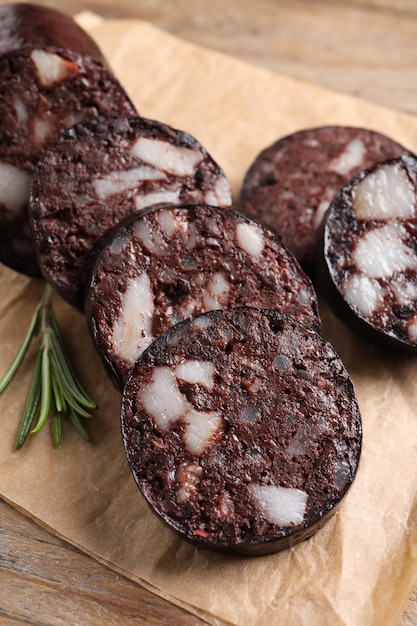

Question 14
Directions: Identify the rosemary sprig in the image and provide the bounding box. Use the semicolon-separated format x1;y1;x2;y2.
0;284;96;449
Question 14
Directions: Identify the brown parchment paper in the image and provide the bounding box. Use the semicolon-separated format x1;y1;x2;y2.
1;12;417;626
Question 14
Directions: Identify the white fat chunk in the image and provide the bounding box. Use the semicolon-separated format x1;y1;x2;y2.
0;162;31;214
313;199;331;229
313;187;337;229
140;366;190;432
286;424;311;457
408;318;417;343
177;463;203;503
131;136;203;177
32;117;53;144
391;275;417;305
203;293;221;310
343;273;384;317
13;96;28;123
93;166;166;199
157;207;179;236
352;163;415;220
0;7;21;54
135;189;181;211
352;222;417;279
184;299;198;316
239;355;265;375
175;360;215;390
112;273;154;365
218;492;235;516
134;219;168;256
209;272;230;299
221;494;235;514
177;486;192;504
250;484;308;527
287;417;328;456
236;222;264;257
193;273;205;286
110;233;129;254
192;316;212;330
186;220;197;250
204;176;232;207
65;112;85;128
329;139;366;175
31;49;74;86
183;408;222;455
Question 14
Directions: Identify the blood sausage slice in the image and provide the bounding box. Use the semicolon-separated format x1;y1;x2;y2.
87;204;320;389
0;5;136;277
30;116;233;308
240;126;409;271
0;3;105;60
320;153;417;351
121;307;362;555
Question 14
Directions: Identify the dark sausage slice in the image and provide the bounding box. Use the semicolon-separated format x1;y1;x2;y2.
0;3;105;61
121;307;362;555
239;126;409;271
0;8;137;278
30;116;233;309
319;153;417;351
87;204;321;389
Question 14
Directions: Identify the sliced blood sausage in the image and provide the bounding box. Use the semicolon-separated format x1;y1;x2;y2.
87;204;321;389
319;153;417;351
30;116;233;309
0;9;136;278
0;3;105;61
120;307;362;555
239;126;409;271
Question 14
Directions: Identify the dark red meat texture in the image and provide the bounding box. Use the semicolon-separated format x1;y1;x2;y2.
121;307;362;555
240;126;409;271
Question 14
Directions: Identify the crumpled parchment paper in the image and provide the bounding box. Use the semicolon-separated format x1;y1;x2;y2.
0;12;417;626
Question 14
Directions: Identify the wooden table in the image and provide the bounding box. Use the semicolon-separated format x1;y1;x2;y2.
0;1;416;624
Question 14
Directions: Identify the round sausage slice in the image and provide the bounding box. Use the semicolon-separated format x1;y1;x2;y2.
87;204;321;389
0;6;137;277
0;3;105;60
121;307;362;555
320;153;417;351
240;126;409;271
30;116;233;308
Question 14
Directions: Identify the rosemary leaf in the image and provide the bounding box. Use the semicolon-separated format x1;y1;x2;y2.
50;359;66;414
50;333;96;410
49;308;96;408
0;304;41;394
50;352;93;418
31;342;52;434
15;349;43;450
68;406;91;442
52;406;63;446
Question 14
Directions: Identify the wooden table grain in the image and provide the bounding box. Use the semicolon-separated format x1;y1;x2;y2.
1;1;417;624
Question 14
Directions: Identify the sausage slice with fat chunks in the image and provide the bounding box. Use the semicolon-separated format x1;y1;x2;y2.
121;307;362;555
319;153;417;351
87;204;321;389
29;115;233;309
239;126;410;271
0;3;137;278
0;3;105;60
